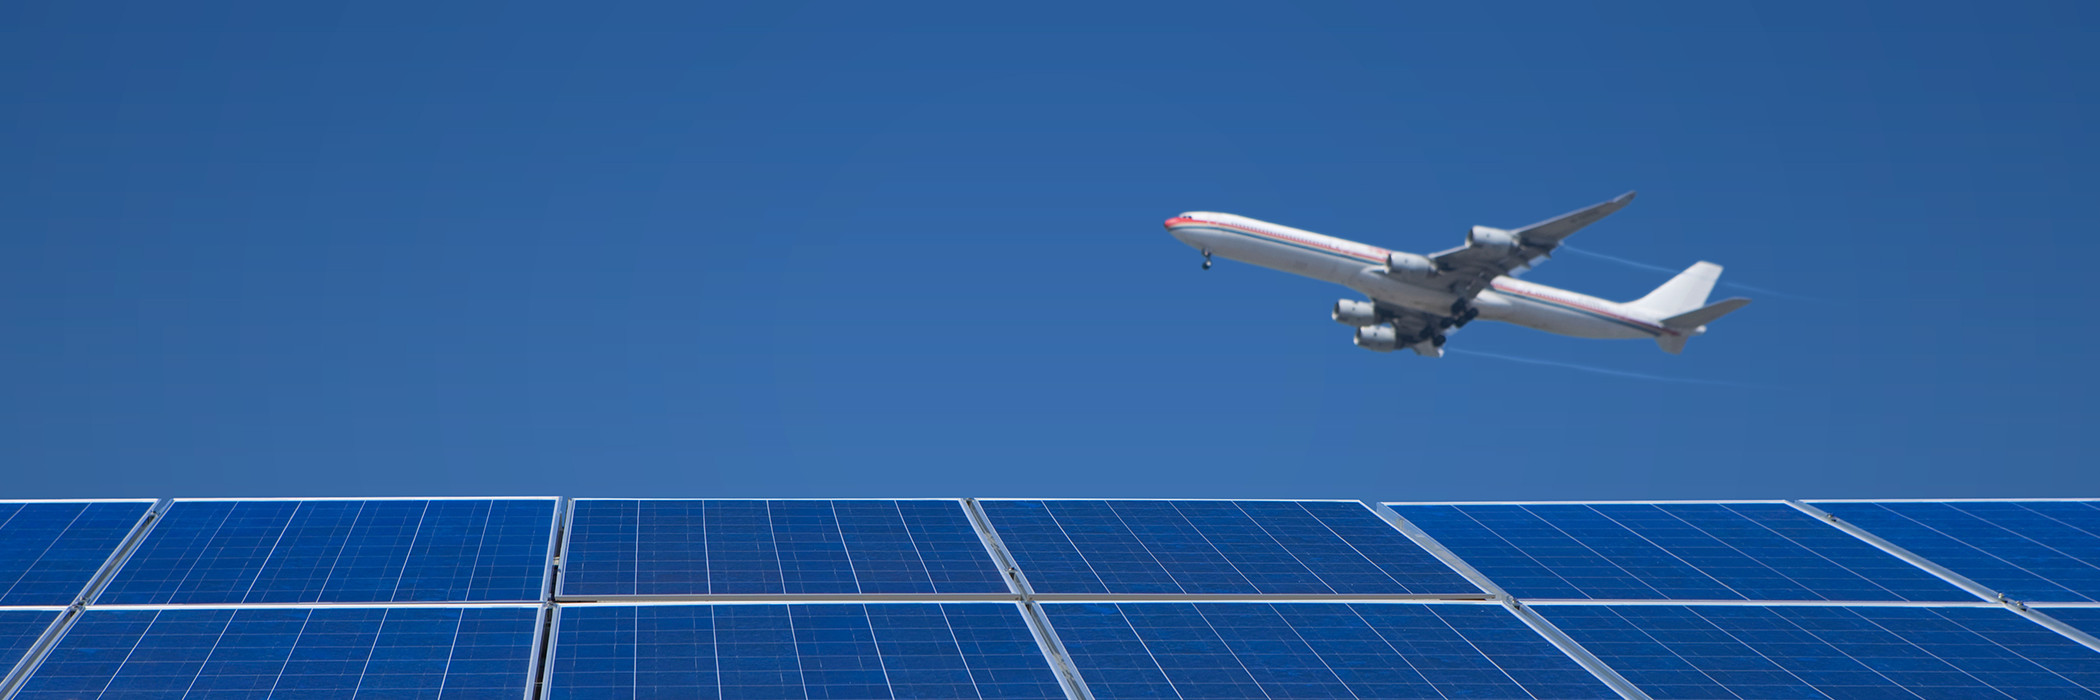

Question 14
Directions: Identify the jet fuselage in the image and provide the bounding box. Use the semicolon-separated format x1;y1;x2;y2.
1165;212;1670;340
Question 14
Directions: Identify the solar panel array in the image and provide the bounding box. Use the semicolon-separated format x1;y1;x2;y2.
0;497;2096;700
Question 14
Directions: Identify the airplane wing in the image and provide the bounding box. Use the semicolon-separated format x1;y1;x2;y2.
1428;191;1637;299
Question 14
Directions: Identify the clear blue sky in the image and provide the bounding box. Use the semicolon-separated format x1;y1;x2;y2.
4;1;2094;499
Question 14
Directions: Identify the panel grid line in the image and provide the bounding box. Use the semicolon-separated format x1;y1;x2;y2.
1649;505;1823;598
1300;502;1414;592
831;502;864;595
1119;504;1194;595
169;608;238;700
1849;608;2043;696
0;508;78;604
933;604;983;700
1107;604;1187;700
1338;604;1451;700
1415;606;1544;700
1220;501;1328;594
390;501;435;601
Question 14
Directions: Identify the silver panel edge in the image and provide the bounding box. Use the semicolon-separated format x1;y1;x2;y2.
1783;500;2000;603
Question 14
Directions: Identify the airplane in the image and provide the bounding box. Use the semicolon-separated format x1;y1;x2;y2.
1164;192;1750;357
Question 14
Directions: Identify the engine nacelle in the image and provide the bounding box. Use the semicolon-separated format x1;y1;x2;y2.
1383;252;1437;277
1332;299;1380;327
1354;325;1399;353
1467;225;1520;252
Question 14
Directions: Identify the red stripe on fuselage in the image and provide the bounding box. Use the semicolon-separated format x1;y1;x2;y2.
1490;282;1675;335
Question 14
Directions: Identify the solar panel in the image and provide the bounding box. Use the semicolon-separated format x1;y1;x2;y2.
559;499;1007;597
1392;502;1971;601
0;609;59;677
1817;500;2100;603
0;501;150;605
980;500;1475;595
97;498;556;605
547;603;1065;699
1044;601;1614;699
2040;607;2100;639
1543;604;2100;698
12;606;539;700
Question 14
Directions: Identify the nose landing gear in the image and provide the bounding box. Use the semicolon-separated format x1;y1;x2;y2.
1201;249;1212;270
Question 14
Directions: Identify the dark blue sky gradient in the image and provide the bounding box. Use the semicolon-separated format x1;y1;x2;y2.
4;2;2095;499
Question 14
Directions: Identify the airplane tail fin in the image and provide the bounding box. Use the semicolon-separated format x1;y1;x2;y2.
1653;297;1752;354
1628;261;1723;316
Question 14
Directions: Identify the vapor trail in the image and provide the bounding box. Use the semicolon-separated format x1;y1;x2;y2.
1556;245;1815;301
1556;244;1681;275
1447;348;1749;387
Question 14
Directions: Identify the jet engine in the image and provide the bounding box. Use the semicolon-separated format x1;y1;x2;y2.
1331;299;1380;327
1353;325;1399;353
1467;225;1520;252
1383;252;1437;277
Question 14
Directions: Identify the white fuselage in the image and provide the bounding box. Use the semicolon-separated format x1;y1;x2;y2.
1166;211;1674;340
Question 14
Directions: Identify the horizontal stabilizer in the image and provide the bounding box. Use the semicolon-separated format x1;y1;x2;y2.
1663;297;1751;331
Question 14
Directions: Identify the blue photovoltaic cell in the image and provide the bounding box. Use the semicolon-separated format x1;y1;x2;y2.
15;606;539;700
0;501;149;605
548;603;1064;699
980;500;1475;595
1393;502;1970;601
1818;500;2100;603
1045;602;1614;699
559;499;1007;596
0;609;60;676
1545;604;2100;699
98;499;555;604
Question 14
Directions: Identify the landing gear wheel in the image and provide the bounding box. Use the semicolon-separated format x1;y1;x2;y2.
1462;308;1480;322
1431;334;1447;347
1201;250;1213;270
1201;260;1211;270
1436;318;1454;329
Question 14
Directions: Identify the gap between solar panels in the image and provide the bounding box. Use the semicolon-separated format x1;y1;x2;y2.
0;499;165;700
